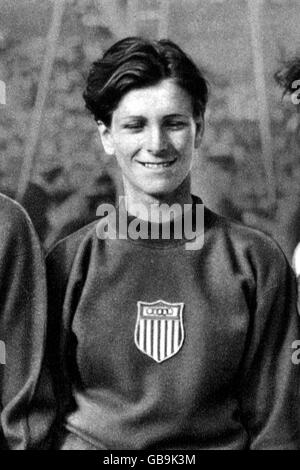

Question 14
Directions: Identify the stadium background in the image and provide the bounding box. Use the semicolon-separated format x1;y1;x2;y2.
0;0;300;260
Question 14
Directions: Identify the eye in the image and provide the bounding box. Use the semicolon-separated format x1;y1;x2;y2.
165;120;188;130
123;121;144;132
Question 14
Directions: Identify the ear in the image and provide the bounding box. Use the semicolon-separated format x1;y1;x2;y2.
194;117;204;149
97;122;115;155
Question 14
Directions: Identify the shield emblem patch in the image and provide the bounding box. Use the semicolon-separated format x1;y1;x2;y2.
134;300;185;363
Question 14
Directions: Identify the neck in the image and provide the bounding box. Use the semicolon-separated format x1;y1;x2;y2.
122;177;192;223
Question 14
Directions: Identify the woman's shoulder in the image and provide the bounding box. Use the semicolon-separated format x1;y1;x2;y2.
206;206;283;255
204;205;292;287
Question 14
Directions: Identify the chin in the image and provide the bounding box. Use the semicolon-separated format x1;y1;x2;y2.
143;184;181;199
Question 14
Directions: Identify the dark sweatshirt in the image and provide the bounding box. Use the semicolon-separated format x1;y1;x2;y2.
46;197;300;449
0;193;55;449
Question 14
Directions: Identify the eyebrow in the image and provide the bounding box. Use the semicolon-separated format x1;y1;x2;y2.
163;114;190;119
119;113;191;120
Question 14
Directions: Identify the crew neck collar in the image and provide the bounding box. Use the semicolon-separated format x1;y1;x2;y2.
100;195;204;248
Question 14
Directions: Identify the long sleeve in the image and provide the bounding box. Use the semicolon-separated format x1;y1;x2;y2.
0;196;56;449
237;253;300;449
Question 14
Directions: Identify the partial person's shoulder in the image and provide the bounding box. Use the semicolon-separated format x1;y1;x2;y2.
0;192;31;226
0;192;35;240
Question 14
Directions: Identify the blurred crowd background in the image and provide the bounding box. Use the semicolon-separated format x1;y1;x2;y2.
0;0;300;261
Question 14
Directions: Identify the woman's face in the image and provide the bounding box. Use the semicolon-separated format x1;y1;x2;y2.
98;79;203;202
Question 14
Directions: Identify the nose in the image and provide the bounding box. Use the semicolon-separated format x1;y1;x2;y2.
145;125;168;155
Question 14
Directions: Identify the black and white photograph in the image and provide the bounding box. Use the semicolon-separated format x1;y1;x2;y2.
0;0;300;452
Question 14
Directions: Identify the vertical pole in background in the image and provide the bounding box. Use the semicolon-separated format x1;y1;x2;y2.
127;0;138;35
0;80;5;104
158;0;169;38
247;0;276;205
127;0;169;39
16;0;65;203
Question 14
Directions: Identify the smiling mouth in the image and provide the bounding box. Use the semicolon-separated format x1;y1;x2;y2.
138;159;176;169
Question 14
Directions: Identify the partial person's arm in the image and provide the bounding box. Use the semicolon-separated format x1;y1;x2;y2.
0;197;56;449
238;248;300;449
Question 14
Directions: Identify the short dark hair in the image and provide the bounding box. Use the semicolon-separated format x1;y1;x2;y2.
274;56;300;96
83;37;209;126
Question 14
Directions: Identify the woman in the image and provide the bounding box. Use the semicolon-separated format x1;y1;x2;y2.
0;193;55;449
46;37;300;450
